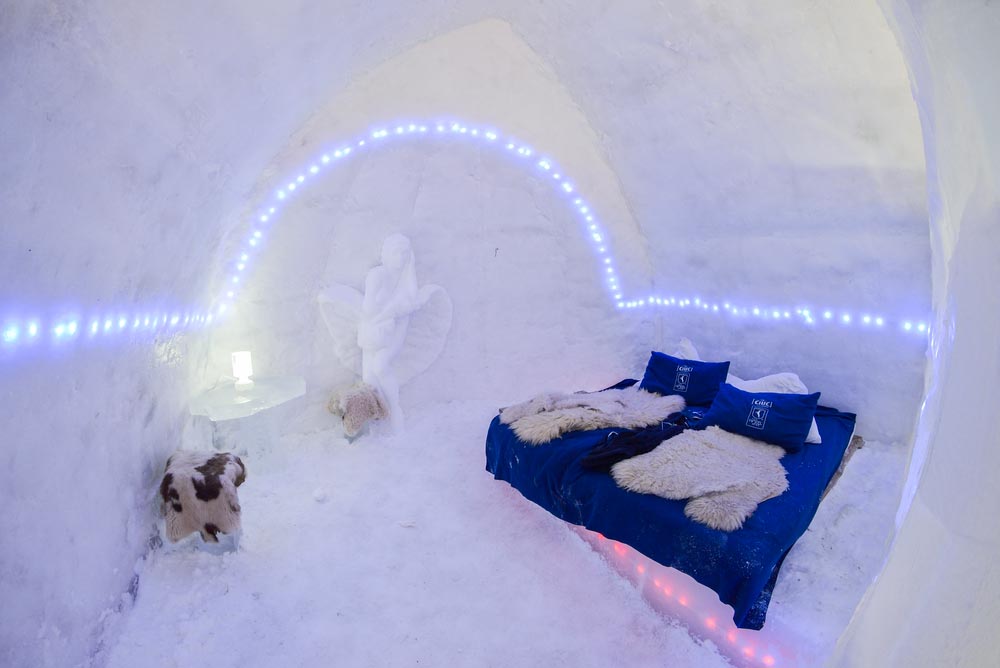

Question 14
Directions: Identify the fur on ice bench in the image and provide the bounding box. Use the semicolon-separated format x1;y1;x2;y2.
159;451;246;543
328;382;389;438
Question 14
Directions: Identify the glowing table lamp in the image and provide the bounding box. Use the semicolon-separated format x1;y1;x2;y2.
190;352;303;424
231;351;254;391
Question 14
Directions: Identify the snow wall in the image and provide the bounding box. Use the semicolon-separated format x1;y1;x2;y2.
0;1;955;666
831;2;1000;666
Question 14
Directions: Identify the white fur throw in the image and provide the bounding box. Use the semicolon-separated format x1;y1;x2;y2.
500;385;685;445
160;451;246;543
611;426;788;531
328;383;388;437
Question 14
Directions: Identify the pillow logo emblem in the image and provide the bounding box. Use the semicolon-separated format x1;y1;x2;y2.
746;398;773;430
673;365;693;392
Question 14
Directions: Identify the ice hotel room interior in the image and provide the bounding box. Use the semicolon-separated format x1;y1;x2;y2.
2;2;998;667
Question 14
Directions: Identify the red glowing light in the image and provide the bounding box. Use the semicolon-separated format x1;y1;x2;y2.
727;631;738;644
613;543;627;556
705;617;717;629
662;586;672;596
743;646;755;658
678;596;688;606
636;564;646;574
653;579;662;587
762;656;775;666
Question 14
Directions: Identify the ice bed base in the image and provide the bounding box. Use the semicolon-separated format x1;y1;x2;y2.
573;526;792;667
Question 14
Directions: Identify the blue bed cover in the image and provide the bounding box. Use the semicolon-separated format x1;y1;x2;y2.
484;380;856;629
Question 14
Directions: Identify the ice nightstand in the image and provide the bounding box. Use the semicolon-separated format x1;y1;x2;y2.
190;375;306;455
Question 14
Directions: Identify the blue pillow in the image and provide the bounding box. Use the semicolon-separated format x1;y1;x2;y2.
698;383;820;452
639;352;730;406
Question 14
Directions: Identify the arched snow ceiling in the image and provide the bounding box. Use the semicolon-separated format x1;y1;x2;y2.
213;4;926;327
203;11;927;442
3;4;927;344
0;3;933;667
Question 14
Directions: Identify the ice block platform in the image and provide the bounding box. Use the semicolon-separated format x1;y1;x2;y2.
190;376;306;422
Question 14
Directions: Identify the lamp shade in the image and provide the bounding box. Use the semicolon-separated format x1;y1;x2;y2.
231;351;254;388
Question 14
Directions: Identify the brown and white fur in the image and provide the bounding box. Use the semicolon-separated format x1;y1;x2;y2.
159;451;246;543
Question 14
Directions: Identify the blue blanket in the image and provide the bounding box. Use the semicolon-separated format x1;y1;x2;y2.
485;381;856;629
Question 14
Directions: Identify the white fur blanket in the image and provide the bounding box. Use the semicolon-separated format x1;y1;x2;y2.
611;426;788;531
500;385;685;445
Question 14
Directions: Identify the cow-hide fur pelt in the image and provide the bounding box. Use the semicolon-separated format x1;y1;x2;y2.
499;386;685;445
160;451;246;543
328;382;388;438
611;426;787;531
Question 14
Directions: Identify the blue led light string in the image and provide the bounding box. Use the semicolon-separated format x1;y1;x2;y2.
0;118;930;355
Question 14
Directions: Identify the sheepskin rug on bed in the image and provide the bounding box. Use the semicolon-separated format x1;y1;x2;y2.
499;385;685;445
611;426;788;531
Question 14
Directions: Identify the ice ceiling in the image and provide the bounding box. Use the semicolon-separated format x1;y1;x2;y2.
1;1;997;667
0;113;932;342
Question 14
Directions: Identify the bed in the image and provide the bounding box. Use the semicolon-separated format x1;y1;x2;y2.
484;379;856;630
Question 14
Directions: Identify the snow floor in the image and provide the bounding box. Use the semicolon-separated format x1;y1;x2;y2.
100;398;906;668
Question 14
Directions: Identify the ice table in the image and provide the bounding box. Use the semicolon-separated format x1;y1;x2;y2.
190;376;306;455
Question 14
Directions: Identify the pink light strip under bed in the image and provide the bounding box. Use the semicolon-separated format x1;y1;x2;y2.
573;527;792;667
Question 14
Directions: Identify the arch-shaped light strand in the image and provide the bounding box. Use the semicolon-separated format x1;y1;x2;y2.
211;118;929;338
209;119;624;319
0;118;931;355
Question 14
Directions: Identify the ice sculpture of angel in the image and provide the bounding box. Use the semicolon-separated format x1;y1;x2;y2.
317;234;452;432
